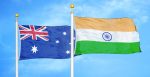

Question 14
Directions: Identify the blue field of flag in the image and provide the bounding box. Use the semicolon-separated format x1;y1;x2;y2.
19;25;71;60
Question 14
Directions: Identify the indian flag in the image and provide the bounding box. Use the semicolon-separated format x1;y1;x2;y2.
74;16;141;55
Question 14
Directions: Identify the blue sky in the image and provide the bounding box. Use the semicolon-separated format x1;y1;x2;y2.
0;0;150;77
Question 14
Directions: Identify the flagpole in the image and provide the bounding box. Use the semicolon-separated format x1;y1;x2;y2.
16;13;19;77
70;4;74;77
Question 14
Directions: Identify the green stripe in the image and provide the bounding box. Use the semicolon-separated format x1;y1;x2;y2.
75;41;141;55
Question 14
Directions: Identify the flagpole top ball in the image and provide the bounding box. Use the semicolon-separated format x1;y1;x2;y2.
16;13;19;17
70;4;74;8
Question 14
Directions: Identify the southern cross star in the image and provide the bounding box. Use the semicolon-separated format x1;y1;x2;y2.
63;32;67;35
66;50;70;54
56;40;60;43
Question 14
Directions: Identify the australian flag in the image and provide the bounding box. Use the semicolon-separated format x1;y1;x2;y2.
19;25;71;60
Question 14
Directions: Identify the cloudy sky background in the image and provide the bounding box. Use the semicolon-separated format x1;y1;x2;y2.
0;0;150;77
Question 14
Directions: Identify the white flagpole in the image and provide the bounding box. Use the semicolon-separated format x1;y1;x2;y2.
16;13;19;77
70;4;74;77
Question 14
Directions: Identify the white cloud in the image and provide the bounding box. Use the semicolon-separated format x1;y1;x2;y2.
20;0;149;26
74;0;149;24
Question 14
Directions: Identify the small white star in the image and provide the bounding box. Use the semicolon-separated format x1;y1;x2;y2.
31;45;38;53
56;40;60;43
66;50;70;54
63;32;67;35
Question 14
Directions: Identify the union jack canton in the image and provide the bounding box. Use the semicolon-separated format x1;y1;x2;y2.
19;25;49;41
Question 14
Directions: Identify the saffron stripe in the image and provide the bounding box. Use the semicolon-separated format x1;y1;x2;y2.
75;16;136;32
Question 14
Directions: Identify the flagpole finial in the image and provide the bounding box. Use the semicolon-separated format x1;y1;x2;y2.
16;13;19;17
70;4;74;9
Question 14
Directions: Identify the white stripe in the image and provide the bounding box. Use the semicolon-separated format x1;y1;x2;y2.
76;29;140;42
